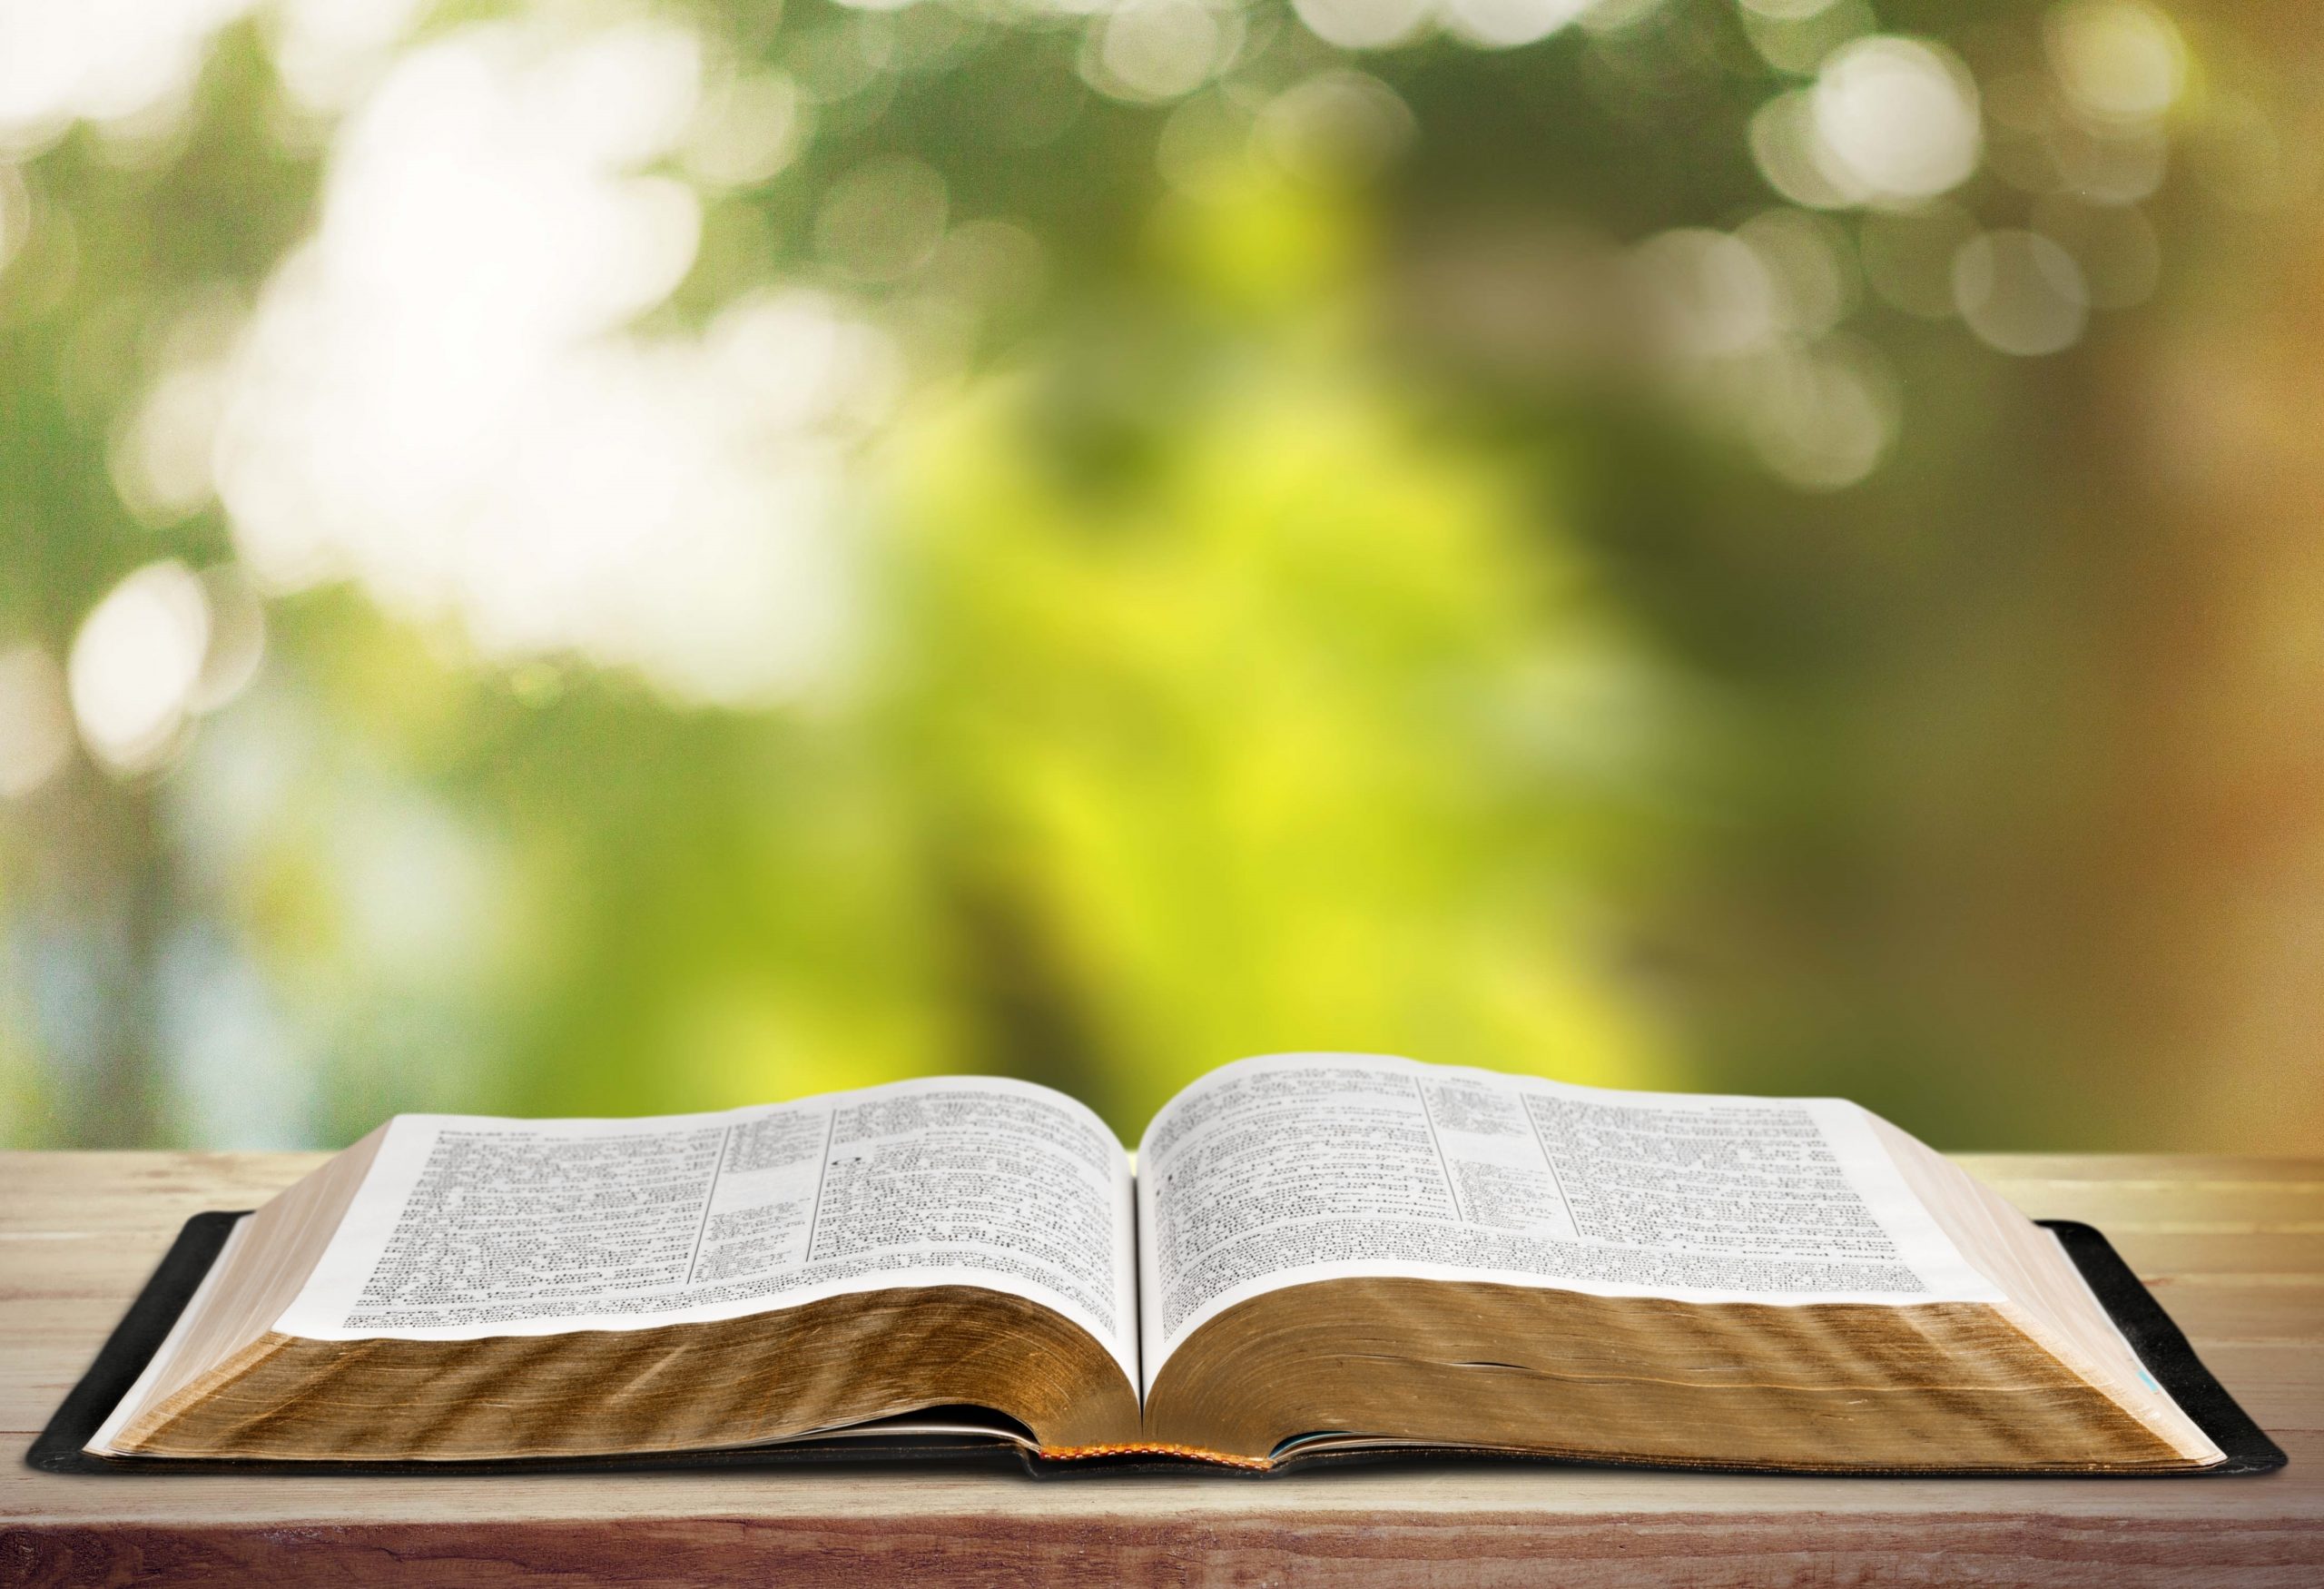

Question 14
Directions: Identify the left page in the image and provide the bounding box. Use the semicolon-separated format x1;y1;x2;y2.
271;1076;1140;1395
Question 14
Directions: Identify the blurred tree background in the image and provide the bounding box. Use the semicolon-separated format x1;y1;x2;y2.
1;0;2318;1152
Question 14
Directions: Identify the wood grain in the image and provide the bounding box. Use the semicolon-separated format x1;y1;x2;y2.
3;1151;2319;1586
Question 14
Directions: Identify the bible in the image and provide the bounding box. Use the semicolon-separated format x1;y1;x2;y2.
59;1053;2279;1476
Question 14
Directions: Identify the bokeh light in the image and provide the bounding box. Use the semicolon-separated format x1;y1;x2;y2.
1810;37;1982;205
1633;228;1777;360
815;156;949;281
2044;0;2187;127
682;71;807;190
1088;0;1236;104
1737;209;1856;341
1953;228;2090;356
67;561;212;775
1733;334;1898;490
1292;0;1435;52
1442;0;1594;51
1255;71;1415;188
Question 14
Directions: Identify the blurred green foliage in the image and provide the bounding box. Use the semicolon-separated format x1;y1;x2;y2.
3;0;2319;1152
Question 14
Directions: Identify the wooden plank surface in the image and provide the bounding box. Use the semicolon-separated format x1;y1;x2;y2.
1;1151;2317;1586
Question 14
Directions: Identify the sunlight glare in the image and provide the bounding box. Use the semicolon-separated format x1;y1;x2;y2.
214;22;880;707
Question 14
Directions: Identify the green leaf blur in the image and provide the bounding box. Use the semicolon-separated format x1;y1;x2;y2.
2;0;2319;1154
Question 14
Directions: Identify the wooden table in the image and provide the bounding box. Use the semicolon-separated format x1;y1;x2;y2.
1;1152;2317;1585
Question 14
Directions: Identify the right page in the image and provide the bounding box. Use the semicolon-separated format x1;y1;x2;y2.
1136;1051;2004;1397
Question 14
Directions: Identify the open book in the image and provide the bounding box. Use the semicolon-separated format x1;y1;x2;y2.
84;1052;2236;1474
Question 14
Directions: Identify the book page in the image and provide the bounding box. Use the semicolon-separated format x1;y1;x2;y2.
273;1076;1139;1393
1136;1052;2003;1392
